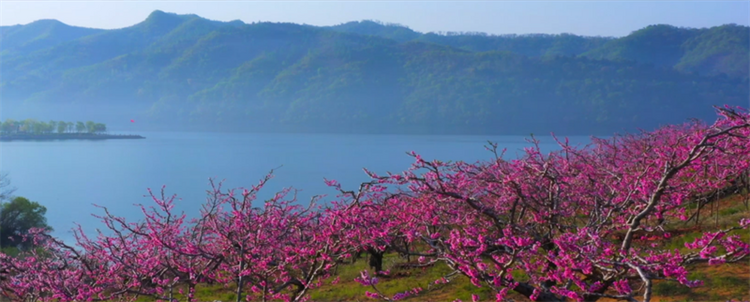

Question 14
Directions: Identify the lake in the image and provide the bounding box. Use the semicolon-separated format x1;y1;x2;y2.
0;132;593;242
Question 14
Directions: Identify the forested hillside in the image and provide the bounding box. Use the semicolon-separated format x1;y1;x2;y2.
329;20;615;56
582;24;749;78
1;11;747;134
0;19;103;56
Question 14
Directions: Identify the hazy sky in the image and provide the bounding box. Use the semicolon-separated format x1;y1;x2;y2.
1;1;748;37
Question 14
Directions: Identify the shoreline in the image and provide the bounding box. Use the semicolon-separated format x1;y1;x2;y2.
0;133;145;141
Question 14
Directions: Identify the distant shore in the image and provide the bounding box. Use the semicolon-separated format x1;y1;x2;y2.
0;133;145;141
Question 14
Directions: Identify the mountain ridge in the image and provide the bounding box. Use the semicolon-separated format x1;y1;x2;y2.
1;11;747;135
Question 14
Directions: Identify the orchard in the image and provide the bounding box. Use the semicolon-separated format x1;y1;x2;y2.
1;106;749;302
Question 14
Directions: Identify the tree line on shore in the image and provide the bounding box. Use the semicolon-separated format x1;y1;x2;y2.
0;106;748;302
0;119;106;135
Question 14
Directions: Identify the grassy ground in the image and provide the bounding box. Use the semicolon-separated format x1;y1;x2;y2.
131;195;750;302
641;194;750;302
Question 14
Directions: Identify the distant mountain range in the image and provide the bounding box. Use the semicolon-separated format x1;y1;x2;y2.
1;10;747;135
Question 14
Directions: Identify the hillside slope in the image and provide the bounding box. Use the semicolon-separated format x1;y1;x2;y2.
1;11;747;135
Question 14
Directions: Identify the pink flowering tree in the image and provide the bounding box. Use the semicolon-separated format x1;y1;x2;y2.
324;178;409;273
0;229;112;302
198;173;355;302
346;106;750;302
69;187;224;302
0;173;356;302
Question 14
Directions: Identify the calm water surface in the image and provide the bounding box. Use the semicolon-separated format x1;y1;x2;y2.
0;132;592;242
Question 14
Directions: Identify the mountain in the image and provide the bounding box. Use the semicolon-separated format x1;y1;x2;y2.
675;24;750;78
327;20;421;43
581;25;699;67
415;33;613;58
0;19;103;56
581;24;749;78
328;20;613;57
0;11;747;135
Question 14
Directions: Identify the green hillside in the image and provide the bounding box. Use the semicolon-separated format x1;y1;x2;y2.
0;19;103;56
581;24;749;78
676;24;750;78
1;11;747;135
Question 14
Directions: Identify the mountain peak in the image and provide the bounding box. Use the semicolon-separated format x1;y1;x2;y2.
146;10;168;19
145;10;183;22
29;19;65;25
26;19;69;29
328;20;419;42
138;10;198;33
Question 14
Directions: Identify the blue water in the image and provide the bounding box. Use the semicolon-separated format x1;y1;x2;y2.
0;132;592;242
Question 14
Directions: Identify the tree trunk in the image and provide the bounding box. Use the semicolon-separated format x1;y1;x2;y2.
367;247;385;273
236;246;246;302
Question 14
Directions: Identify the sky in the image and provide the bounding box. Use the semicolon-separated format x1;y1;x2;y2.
0;1;748;37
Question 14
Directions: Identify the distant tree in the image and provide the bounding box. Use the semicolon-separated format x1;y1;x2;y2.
48;121;57;134
85;121;95;133
0;120;15;134
93;123;106;134
1;120;106;135
38;122;51;134
57;121;67;134
75;121;85;133
0;196;52;251
19;119;38;134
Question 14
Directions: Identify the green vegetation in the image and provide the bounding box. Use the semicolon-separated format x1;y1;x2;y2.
0;175;51;255
582;24;749;78
0;197;52;253
0;19;103;56
0;119;106;135
1;11;748;135
330;19;608;57
653;280;693;296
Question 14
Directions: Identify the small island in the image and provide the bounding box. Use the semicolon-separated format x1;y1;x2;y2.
0;119;145;141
